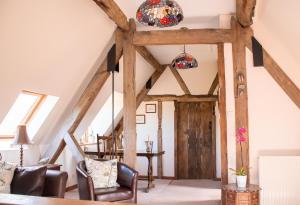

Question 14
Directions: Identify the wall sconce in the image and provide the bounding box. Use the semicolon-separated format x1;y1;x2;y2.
236;73;246;97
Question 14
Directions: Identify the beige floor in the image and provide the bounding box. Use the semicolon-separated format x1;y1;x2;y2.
65;179;221;205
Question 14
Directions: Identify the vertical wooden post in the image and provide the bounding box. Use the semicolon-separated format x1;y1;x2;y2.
123;19;137;168
174;101;178;179
211;102;217;179
218;43;229;185
231;17;250;179
157;100;163;178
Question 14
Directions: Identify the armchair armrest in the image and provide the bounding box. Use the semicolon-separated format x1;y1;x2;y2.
76;161;95;200
117;162;138;191
43;170;68;198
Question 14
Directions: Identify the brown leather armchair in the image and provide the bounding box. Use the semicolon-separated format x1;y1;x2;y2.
43;170;68;198
11;166;68;198
76;160;138;203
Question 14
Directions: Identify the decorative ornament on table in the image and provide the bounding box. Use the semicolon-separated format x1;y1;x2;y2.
136;0;184;27
145;136;153;153
230;127;248;188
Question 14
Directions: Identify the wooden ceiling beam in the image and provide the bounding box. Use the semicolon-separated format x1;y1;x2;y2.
168;65;191;95
261;51;300;110
133;29;233;46
93;0;164;74
111;66;166;139
208;73;219;95
236;0;256;27
136;46;164;71
93;0;129;31
144;95;218;102
137;66;167;106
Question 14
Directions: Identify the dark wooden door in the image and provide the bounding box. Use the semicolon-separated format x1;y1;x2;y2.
176;102;216;179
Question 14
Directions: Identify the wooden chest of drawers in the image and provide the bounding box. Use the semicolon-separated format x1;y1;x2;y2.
222;184;260;205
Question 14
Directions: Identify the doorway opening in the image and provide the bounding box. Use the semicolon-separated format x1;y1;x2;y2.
176;101;216;180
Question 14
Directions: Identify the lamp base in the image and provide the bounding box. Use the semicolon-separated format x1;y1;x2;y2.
20;145;23;167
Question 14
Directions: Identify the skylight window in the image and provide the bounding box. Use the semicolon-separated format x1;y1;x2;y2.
0;91;59;140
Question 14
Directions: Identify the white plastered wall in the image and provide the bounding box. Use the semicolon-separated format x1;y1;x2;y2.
246;48;300;184
247;0;300;184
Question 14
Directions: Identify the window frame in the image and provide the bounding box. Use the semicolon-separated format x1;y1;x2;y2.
0;90;46;139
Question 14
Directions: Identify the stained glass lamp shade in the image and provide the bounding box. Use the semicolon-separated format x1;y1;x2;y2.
171;45;198;69
136;0;184;27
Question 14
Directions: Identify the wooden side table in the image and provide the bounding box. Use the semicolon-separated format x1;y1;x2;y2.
222;184;260;205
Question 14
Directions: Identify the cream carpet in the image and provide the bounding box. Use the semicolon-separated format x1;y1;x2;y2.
65;179;221;205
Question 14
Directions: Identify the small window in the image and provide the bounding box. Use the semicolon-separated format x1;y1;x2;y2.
0;90;59;140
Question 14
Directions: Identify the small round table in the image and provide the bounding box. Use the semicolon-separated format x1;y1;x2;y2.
222;184;260;205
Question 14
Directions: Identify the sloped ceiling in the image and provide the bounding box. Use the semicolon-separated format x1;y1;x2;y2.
254;0;300;88
0;0;116;143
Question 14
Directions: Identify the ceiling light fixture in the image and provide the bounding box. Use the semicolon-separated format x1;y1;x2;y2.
171;44;198;70
136;0;184;27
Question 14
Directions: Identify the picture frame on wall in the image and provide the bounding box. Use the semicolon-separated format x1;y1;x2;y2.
136;114;146;124
145;104;156;113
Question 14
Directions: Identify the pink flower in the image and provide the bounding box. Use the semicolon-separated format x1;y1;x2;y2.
238;127;247;134
236;127;247;143
237;135;247;142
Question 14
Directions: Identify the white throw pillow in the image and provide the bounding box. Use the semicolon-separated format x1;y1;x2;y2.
85;158;119;189
0;161;17;193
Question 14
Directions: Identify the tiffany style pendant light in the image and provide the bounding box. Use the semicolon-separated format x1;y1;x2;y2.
136;0;184;27
171;45;198;69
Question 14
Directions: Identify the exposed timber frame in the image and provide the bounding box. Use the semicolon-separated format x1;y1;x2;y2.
157;100;163;179
136;46;164;72
144;95;218;102
133;29;233;46
48;1;300;203
231;17;250;180
208;74;219;95
217;44;228;186
123;19;137;167
236;0;256;27
168;65;191;95
48;0;233;184
93;0;129;31
110;66;166;142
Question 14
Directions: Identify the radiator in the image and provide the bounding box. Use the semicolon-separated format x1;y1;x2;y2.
259;156;300;205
